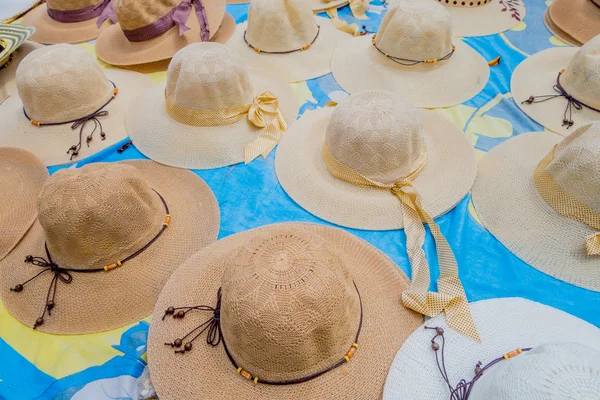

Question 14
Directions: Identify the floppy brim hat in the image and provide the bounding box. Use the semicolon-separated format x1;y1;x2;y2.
547;0;600;47
1;40;42;99
0;24;35;63
0;68;153;166
0;160;220;334
225;17;351;83
1;0;43;23
275;106;476;230
147;222;423;399
382;297;600;399
543;10;582;47
127;70;299;170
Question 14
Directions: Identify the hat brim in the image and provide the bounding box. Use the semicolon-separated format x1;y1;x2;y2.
548;0;600;46
472;131;600;291
0;160;220;334
0;68;153;166
543;10;582;47
148;222;423;399
383;298;600;399
225;18;351;83
275;102;477;230
331;37;489;108
313;0;349;12
0;24;35;62
0;40;42;99
127;70;299;169
511;47;600;137
442;1;526;37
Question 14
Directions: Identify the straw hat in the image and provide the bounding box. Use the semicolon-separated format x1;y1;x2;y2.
224;0;351;82
0;44;153;166
127;43;299;169
0;148;48;262
147;222;423;399
0;161;220;334
95;0;235;66
0;24;40;103
331;1;489;108
226;0;353;12
383;298;600;399
1;0;43;24
545;0;600;47
512;35;600;137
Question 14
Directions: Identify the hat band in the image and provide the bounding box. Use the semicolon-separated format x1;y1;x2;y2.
162;281;363;385
164;90;288;163
46;0;112;23
534;146;600;255
592;0;600;8
243;26;320;54
322;141;481;342
371;35;456;66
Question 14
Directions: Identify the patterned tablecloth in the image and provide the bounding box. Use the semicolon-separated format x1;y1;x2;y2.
2;1;598;399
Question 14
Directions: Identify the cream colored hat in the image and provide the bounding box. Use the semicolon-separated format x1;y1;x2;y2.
226;0;355;13
0;44;153;166
0;161;220;334
1;0;44;24
472;123;600;291
512;35;600;137
224;0;351;82
0;24;40;104
331;1;489;108
127;43;299;169
147;223;423;399
546;0;600;47
383;298;600;399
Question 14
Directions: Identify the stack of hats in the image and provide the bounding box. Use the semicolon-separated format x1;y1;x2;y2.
545;0;600;46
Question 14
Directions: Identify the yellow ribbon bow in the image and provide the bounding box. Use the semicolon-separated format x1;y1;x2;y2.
324;0;369;37
585;233;600;255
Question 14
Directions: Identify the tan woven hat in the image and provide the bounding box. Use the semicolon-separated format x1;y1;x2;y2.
472;123;600;291
0;147;48;262
546;0;600;47
224;0;351;83
512;35;600;137
127;43;299;169
0;24;40;104
0;44;153;166
331;1;489;108
0;161;220;334
147;222;423;399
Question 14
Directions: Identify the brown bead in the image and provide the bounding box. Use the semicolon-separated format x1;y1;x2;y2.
184;342;192;351
12;284;23;292
432;342;440;351
176;310;185;319
435;327;444;335
174;339;183;348
166;307;175;315
47;301;55;310
35;317;44;327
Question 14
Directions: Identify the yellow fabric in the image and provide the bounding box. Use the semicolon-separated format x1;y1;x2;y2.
322;142;481;342
325;8;365;37
348;0;368;20
165;91;288;164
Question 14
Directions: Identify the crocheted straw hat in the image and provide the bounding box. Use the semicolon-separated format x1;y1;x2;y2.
511;35;600;137
224;0;350;82
147;223;422;399
95;0;234;66
0;44;153;166
331;1;489;108
383;298;600;399
127;43;299;169
0;24;40;103
0;161;220;334
472;123;600;291
545;0;600;47
0;148;48;262
1;0;43;24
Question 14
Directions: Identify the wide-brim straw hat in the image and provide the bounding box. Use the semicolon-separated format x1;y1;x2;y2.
147;222;423;399
0;24;35;62
383;297;600;399
0;147;48;262
0;160;220;334
1;0;43;23
545;0;600;47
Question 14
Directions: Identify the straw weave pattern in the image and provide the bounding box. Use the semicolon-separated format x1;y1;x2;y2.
562;35;600;110
115;0;178;30
46;0;102;11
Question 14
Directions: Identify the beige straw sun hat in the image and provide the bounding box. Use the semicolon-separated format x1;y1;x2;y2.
512;35;600;137
331;1;489;108
545;0;600;47
0;161;220;334
472;122;600;291
147;222;423;399
0;24;40;104
127;42;299;169
0;44;153;166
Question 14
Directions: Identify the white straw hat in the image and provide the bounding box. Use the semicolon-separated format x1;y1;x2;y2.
0;44;153;166
127;42;299;169
331;1;489;108
383;298;600;399
0;24;40;104
512;35;600;137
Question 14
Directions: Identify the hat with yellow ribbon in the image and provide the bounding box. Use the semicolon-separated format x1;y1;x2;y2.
126;42;299;169
472;122;600;292
276;90;480;341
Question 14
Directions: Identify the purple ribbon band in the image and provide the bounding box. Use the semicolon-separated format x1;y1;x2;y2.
46;0;115;24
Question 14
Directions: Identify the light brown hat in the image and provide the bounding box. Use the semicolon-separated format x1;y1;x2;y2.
0;161;220;334
546;0;600;47
472;122;600;291
147;222;422;399
0;24;40;104
0;44;153;166
0;147;48;262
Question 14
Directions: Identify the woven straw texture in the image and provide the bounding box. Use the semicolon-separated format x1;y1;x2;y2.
383;298;600;399
0;148;48;262
331;2;489;108
543;9;582;47
276;91;476;230
148;222;422;399
0;44;153;166
548;0;600;46
0;161;220;334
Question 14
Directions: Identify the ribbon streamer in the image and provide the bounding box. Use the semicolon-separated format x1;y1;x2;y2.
325;8;364;36
96;0;116;28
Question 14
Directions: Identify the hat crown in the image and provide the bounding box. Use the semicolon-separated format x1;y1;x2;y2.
246;0;318;53
326;91;425;184
115;0;180;30
166;43;254;110
219;229;361;382
562;35;600;109
38;163;166;270
376;1;453;61
46;0;104;11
